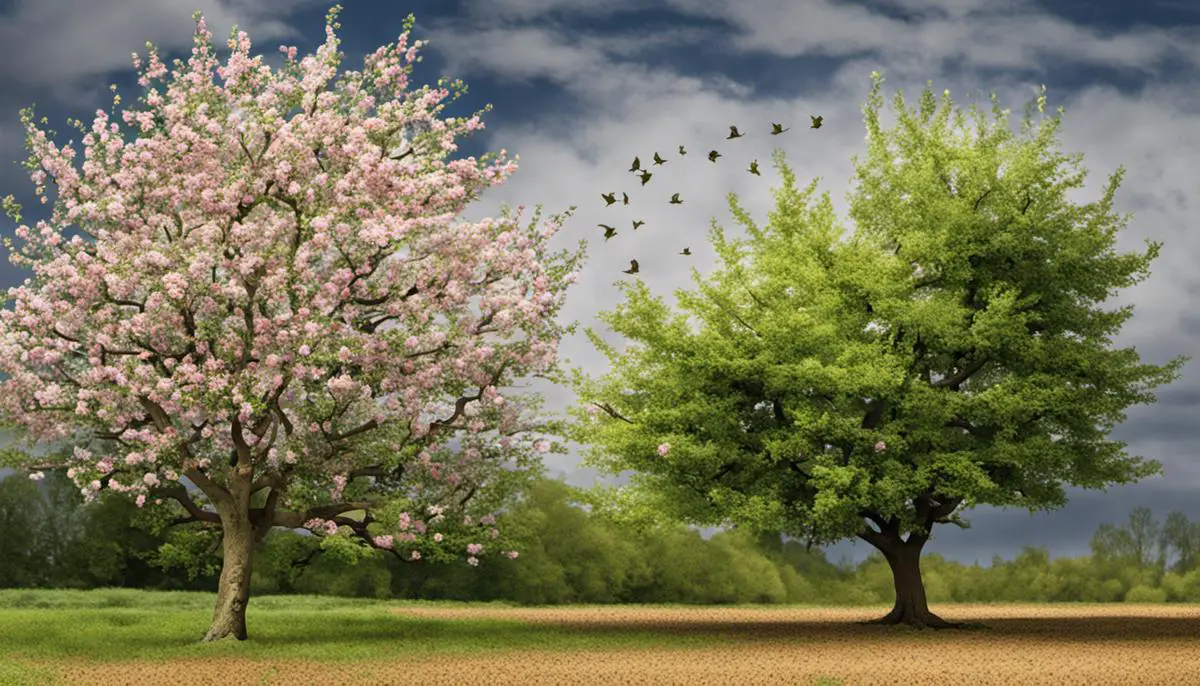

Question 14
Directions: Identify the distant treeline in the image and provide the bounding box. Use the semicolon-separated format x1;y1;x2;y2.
2;471;1199;604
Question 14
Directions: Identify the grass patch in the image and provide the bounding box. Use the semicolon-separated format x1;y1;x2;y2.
0;588;713;667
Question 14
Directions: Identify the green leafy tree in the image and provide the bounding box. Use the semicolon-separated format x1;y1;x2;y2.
563;72;1186;628
249;529;324;594
1125;506;1165;570
1090;506;1167;575
1090;522;1137;563
1158;510;1200;574
30;468;91;587
0;473;47;587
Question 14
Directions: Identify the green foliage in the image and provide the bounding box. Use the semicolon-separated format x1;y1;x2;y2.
251;530;322;594
1124;585;1167;603
0;474;45;587
143;525;222;583
1159;570;1200;602
292;549;395;600
560;71;1187;583
3;465;1196;607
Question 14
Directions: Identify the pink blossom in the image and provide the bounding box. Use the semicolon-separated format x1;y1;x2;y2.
874;441;887;453
467;556;479;566
657;443;671;457
433;533;443;542
410;550;421;560
504;550;519;560
0;5;575;642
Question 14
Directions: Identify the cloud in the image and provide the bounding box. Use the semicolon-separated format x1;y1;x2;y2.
662;0;1200;74
0;0;327;105
461;0;647;21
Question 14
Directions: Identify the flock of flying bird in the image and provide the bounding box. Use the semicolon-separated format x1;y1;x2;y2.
601;115;824;275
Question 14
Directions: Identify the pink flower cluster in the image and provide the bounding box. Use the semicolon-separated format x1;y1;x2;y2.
0;5;579;577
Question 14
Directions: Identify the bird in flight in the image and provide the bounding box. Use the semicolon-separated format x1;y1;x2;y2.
602;192;617;206
622;259;639;275
629;156;641;172
622;192;630;205
727;126;744;139
669;193;683;204
653;152;667;166
638;170;652;186
632;220;645;230
708;150;721;162
747;160;761;176
599;224;617;240
679;247;691;256
770;122;789;135
678;145;687;156
810;115;823;129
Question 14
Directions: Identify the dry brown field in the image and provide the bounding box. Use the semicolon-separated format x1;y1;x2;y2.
42;603;1200;685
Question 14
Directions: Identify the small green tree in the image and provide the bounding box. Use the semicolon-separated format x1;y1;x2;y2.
1159;510;1200;574
0;473;47;587
564;72;1187;628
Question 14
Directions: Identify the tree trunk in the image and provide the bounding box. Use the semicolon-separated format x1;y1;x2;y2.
858;533;981;630
202;512;256;642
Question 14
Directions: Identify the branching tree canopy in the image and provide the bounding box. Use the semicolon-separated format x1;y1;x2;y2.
564;72;1188;629
0;6;586;642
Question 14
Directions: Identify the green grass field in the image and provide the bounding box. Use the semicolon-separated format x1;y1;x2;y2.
0;588;738;685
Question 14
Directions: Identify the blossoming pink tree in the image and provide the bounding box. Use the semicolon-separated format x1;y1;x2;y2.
0;5;586;642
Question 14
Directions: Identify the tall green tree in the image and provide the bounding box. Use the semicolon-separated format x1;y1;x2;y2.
1090;506;1168;572
30;468;90;587
1159;510;1200;574
0;473;47;587
564;72;1187;628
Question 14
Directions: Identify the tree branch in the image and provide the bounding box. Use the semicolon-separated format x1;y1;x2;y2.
591;401;635;424
931;353;990;390
158;485;221;524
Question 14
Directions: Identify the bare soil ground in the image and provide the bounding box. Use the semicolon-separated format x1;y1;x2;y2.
42;604;1200;685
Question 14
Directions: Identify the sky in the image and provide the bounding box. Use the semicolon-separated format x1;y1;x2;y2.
0;0;1198;570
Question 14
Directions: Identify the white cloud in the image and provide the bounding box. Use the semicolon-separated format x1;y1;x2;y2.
662;0;1200;73
462;0;647;21
0;0;326;104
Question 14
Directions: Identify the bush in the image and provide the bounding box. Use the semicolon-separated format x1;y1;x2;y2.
1160;570;1200;602
1123;585;1167;603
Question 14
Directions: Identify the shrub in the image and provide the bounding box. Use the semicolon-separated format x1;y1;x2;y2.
1123;585;1167;603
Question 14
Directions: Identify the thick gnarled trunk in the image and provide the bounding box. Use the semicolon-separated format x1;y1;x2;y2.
203;511;256;642
858;532;981;630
